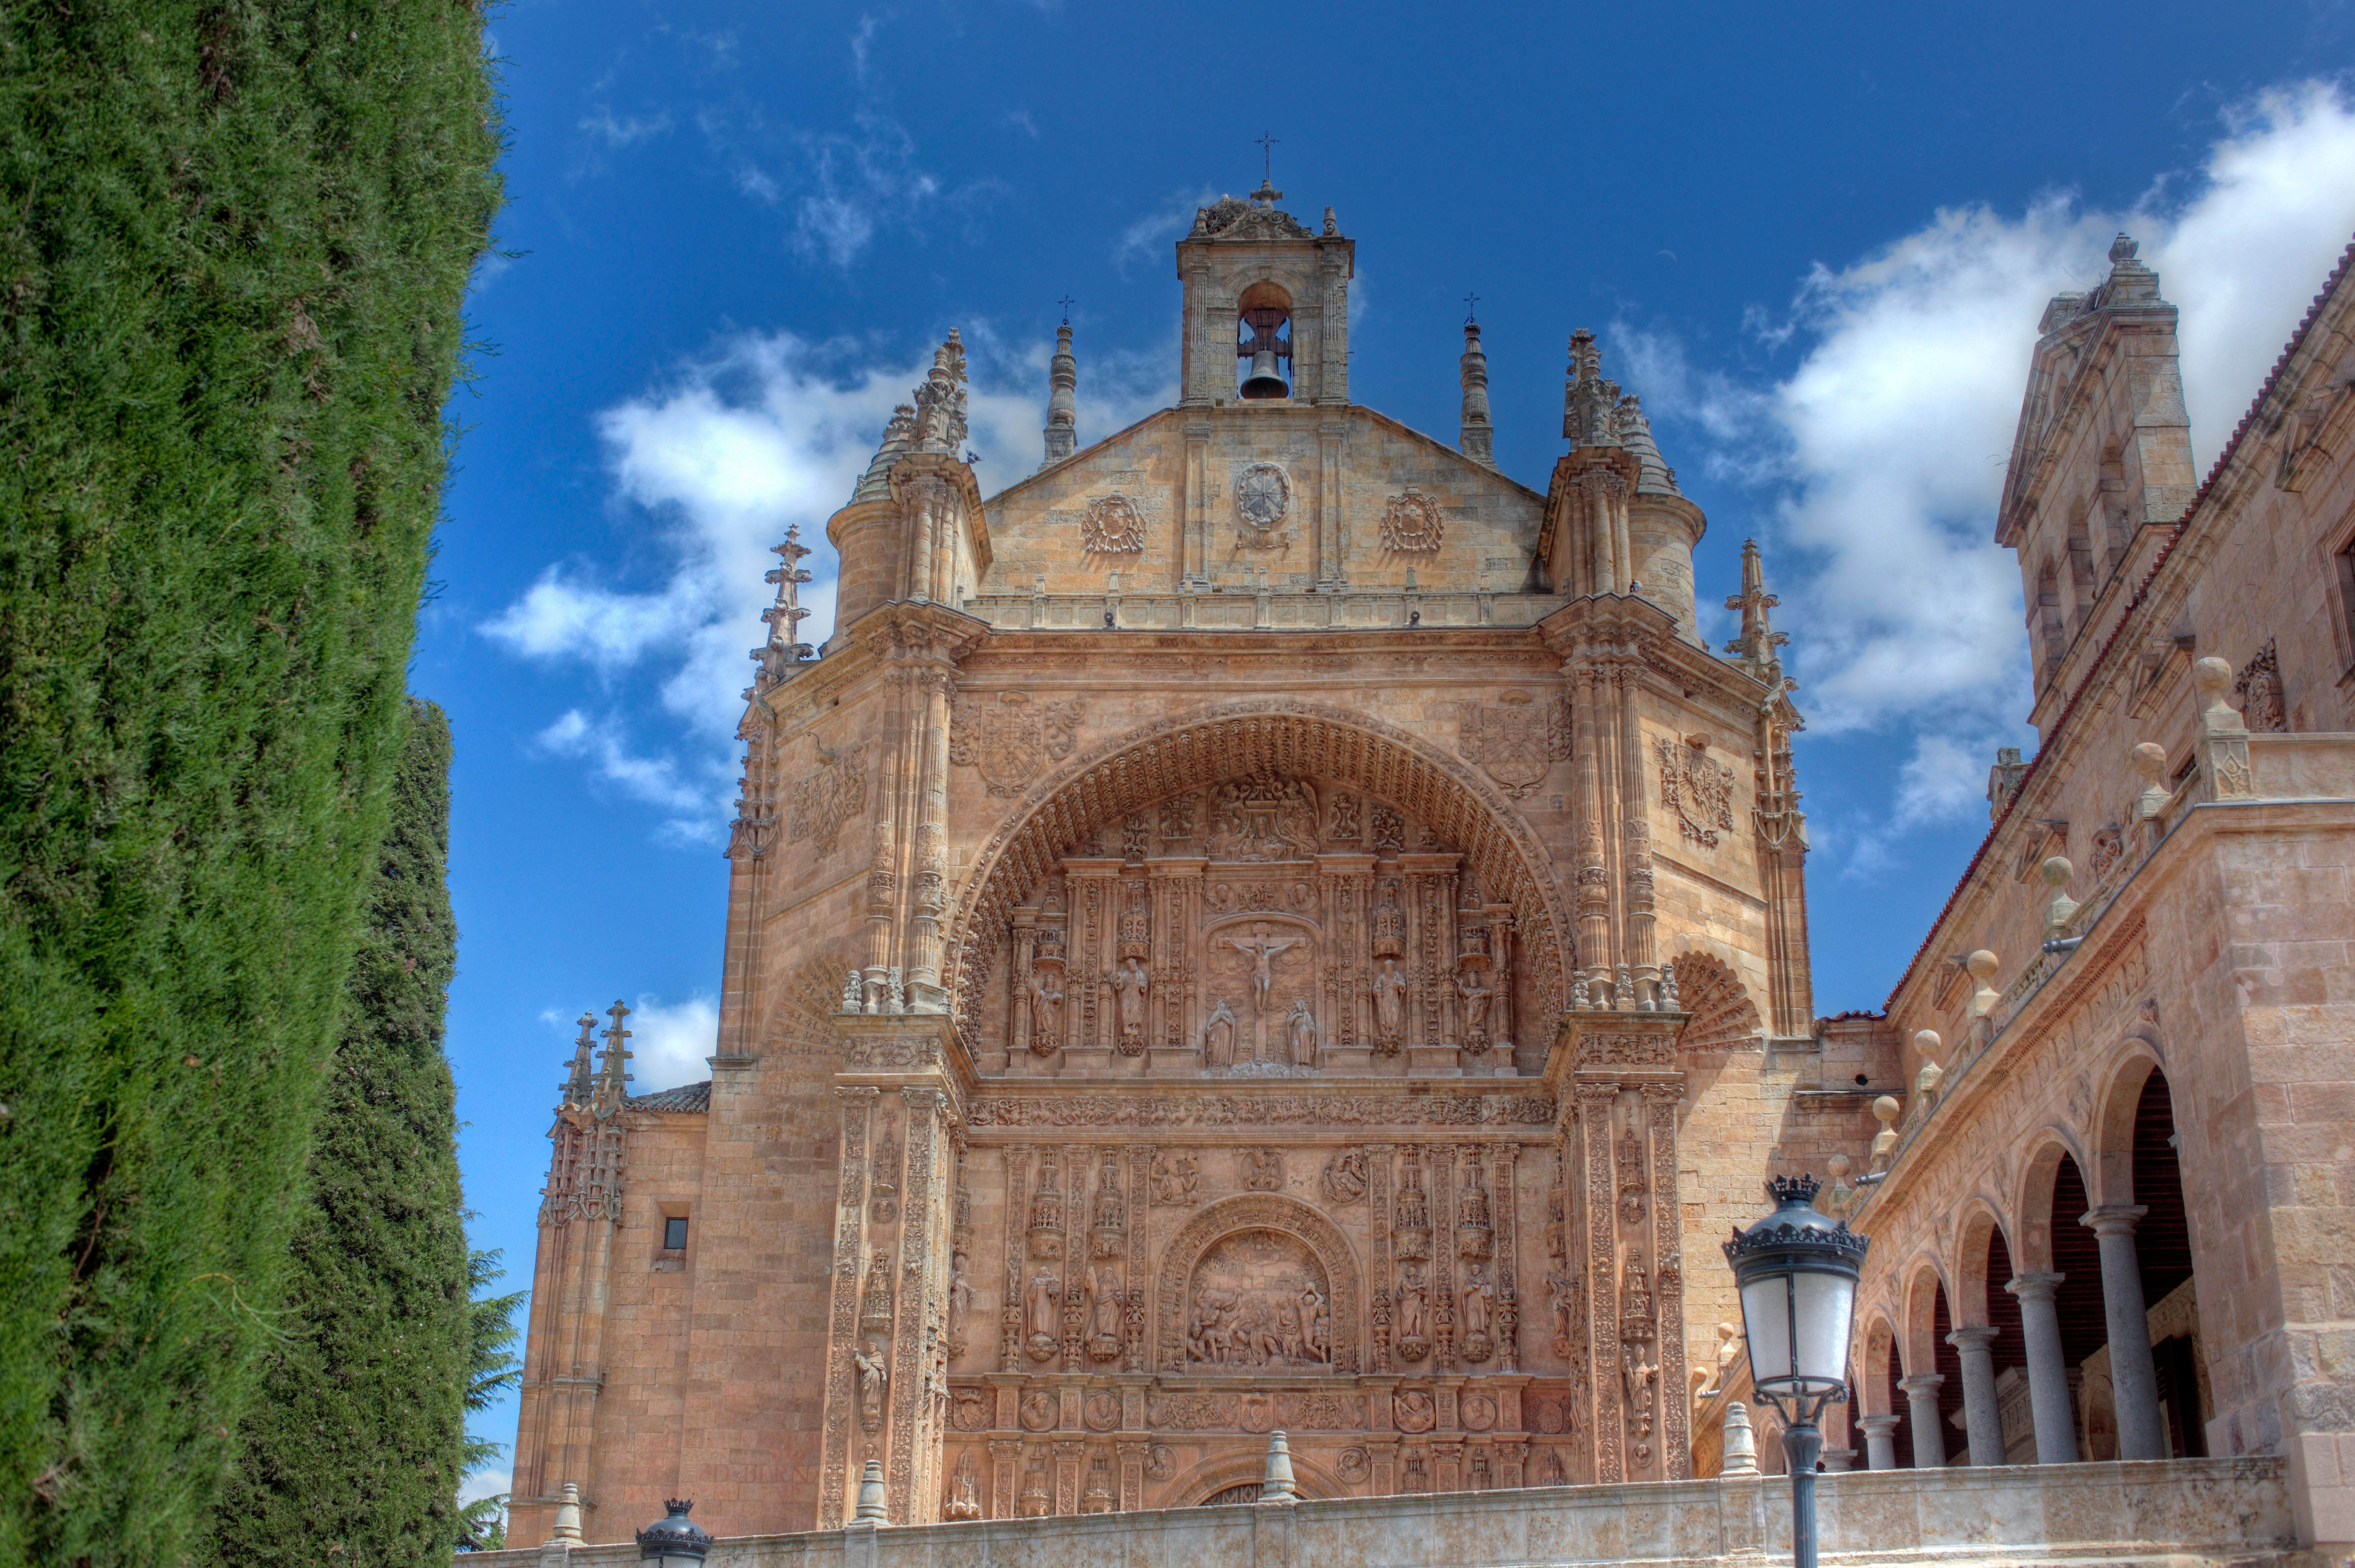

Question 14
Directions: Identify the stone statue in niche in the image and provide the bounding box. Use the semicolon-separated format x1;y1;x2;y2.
1286;999;1319;1066
1373;957;1409;1046
1458;1261;1495;1363
1085;1264;1125;1361
1547;1268;1578;1358
947;1249;973;1352
1025;1268;1062;1361
1200;999;1239;1068
1108;956;1149;1047
1183;1229;1333;1370
1220;922;1303;1015
1151;1150;1199;1205
1027;969;1064;1054
1395;1263;1431;1361
945;1454;982;1519
853;1344;887;1434
1456;968;1492;1044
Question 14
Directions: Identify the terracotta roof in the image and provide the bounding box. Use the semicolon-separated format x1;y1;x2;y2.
627;1081;712;1114
1881;231;2355;1016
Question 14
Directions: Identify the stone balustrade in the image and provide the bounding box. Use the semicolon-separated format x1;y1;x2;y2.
961;590;1569;632
479;1456;2291;1568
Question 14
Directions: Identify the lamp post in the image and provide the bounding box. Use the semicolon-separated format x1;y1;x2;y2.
635;1499;713;1568
1724;1175;1869;1568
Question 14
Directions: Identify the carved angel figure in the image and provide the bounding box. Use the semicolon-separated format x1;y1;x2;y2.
1108;956;1149;1042
1027;968;1064;1053
1286;998;1319;1066
1373;956;1409;1042
1200;998;1238;1068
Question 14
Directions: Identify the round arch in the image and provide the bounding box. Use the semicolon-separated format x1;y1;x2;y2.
945;699;1576;1040
1951;1200;2010;1327
2010;1128;2093;1273
1899;1255;1951;1376
1858;1312;1900;1417
1170;1448;1346;1507
1153;1193;1365;1376
2090;1040;2169;1209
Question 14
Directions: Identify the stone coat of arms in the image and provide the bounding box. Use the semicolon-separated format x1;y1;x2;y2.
950;690;1083;797
1459;690;1571;798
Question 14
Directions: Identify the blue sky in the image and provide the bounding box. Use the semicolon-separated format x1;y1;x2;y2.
428;0;2355;1508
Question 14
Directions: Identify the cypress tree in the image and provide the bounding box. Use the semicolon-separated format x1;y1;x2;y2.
205;700;468;1567
0;3;499;1560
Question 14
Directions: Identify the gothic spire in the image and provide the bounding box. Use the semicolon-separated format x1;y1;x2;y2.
850;404;915;505
751;524;816;691
1616;394;1679;496
911;329;969;454
1563;329;1621;449
1458;320;1495;468
594;998;633;1111
1042;320;1078;469
560;1011;596;1108
1724;538;1790;684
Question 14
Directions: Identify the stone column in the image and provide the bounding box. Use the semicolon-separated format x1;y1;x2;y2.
1898;1373;1947;1466
2083;1204;2167;1460
2005;1273;2080;1463
1856;1413;1900;1471
1946;1326;2003;1466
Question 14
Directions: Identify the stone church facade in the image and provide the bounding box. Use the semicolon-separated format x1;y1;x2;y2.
506;186;2355;1558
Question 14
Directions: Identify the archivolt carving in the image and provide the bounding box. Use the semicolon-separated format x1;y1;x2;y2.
1153;1194;1363;1375
1668;952;1762;1055
945;700;1576;1045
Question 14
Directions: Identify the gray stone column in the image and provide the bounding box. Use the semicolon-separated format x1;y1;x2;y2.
1856;1413;1900;1471
1898;1373;1948;1466
2083;1204;2168;1461
1946;1325;2004;1465
2005;1273;2080;1463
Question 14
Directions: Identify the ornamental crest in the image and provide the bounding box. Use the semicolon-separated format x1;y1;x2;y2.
1204;769;1319;861
950;691;1083;797
1232;463;1293;548
1081;493;1145;553
1459;690;1570;798
1654;735;1734;848
1378;489;1444;552
787;742;866;857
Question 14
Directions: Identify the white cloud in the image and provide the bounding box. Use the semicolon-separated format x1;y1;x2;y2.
579;107;674;148
1632;80;2355;839
484;327;1172;839
627;992;720;1091
460;1464;511;1508
792;115;939;267
1113;188;1217;276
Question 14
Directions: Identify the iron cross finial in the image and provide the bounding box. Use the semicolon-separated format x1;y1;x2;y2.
1464;291;1480;324
1057;294;1075;325
1255;130;1279;181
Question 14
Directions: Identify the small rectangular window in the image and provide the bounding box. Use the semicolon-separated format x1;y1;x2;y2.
2337;539;2355;669
663;1216;689;1251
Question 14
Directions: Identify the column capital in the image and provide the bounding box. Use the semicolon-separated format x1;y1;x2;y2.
1854;1413;1903;1437
2004;1271;2064;1303
2079;1202;2149;1237
1945;1325;2001;1352
1896;1372;1946;1396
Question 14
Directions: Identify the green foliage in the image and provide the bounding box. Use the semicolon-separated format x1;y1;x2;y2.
456;1247;522;1554
0;0;499;1558
203;702;469;1567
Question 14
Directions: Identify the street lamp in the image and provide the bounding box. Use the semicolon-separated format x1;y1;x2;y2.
635;1499;712;1568
1724;1174;1869;1568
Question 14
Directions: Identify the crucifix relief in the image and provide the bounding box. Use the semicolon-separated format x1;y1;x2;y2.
1221;922;1302;1015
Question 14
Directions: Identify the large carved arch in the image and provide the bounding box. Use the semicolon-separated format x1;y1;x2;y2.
945;699;1576;1046
1153;1193;1364;1375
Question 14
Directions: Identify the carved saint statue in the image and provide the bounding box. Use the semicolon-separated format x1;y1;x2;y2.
1547;1269;1577;1352
1200;998;1238;1068
1108;956;1149;1044
1220;922;1302;1014
1459;1261;1493;1337
1286;998;1319;1066
1397;1264;1428;1340
1456;968;1492;1041
947;1249;973;1346
1373;956;1408;1042
1088;1264;1124;1341
853;1344;887;1424
1025;1268;1061;1341
1027;968;1064;1053
1298;1282;1330;1362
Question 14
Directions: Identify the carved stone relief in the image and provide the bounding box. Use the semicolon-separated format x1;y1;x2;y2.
949;691;1084;797
1231;462;1293;548
1320;1147;1368;1205
1378;489;1444;552
788;743;867;857
1459;692;1568;799
1081;493;1146;553
2235;639;2287;732
1183;1229;1331;1370
1655;735;1735;849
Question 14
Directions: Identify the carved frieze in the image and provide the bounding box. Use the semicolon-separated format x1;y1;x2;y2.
1155;1195;1362;1375
966;1095;1556;1129
950;691;1083;797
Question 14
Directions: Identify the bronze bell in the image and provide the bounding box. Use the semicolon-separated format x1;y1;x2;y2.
1237;305;1291;399
1239;347;1288;399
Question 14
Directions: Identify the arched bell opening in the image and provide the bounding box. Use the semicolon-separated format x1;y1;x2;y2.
942;703;1574;1076
1236;281;1293;399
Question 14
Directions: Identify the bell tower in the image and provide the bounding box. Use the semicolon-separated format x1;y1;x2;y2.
1175;182;1354;407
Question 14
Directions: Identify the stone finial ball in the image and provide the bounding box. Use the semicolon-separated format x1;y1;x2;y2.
1911;1028;1941;1055
1965;950;1998;981
2131;741;2168;781
2192;655;2234;695
2040;855;2073;888
1827;1151;1852;1178
1872;1094;1901;1125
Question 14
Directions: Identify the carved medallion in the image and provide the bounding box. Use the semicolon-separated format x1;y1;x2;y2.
1240;1148;1285;1191
1337;1447;1371;1483
1460;690;1569;799
1461;1392;1499;1432
1378;489;1444;552
1146;1445;1176;1480
1083;1390;1120;1432
1532;1395;1568;1435
950;691;1083;797
951;1388;987;1431
1394;1388;1437;1434
1232;463;1292;547
1081;493;1146;553
1656;734;1735;849
787;743;866;857
1019;1389;1057;1431
1320;1147;1368;1205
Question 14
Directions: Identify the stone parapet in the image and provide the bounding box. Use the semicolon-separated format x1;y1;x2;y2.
962;591;1568;632
478;1456;2291;1568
